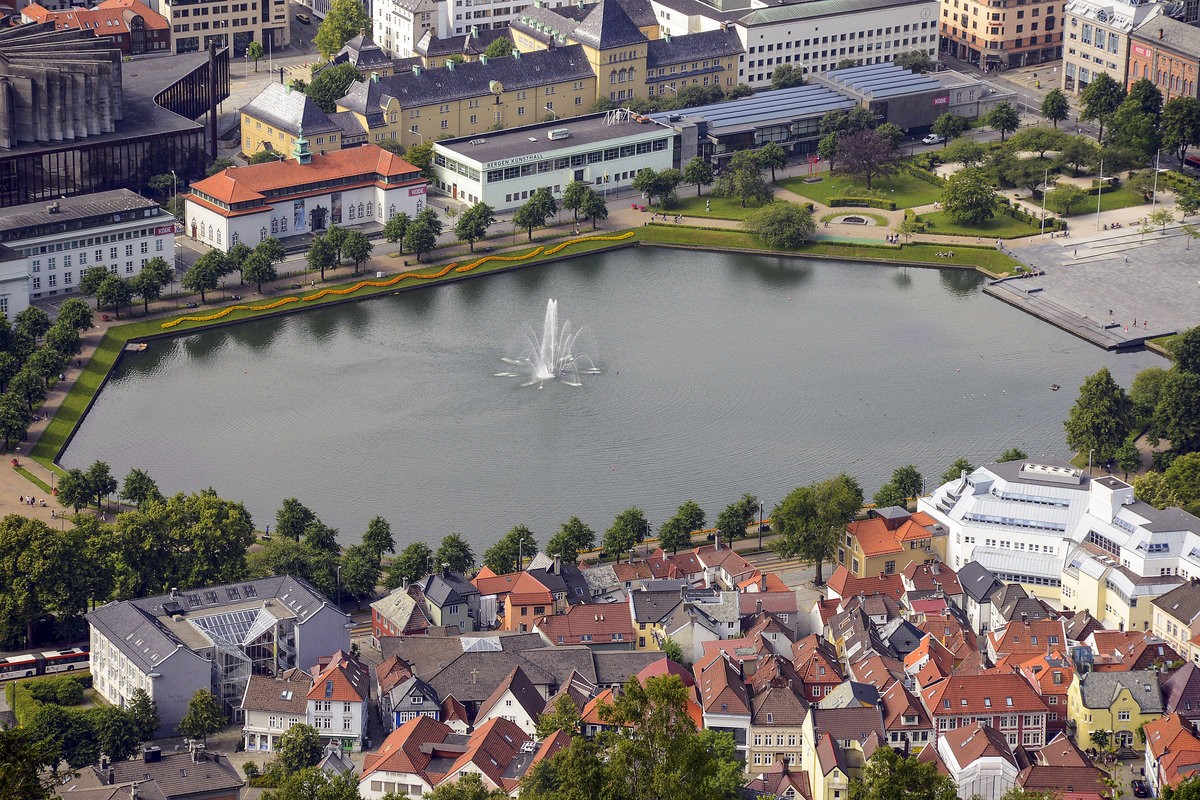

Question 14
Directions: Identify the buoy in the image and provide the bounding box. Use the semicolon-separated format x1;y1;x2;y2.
956;368;960;372
612;467;616;470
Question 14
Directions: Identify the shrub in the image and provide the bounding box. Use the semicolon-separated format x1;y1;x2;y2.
903;208;928;232
28;675;85;706
901;163;947;187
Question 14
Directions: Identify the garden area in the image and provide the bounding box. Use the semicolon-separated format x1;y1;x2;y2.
779;172;943;209
917;209;1044;238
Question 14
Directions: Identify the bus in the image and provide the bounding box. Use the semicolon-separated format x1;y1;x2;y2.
0;648;89;681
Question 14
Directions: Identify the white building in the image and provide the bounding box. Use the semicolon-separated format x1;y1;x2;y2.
0;190;175;318
308;650;370;753
240;670;313;752
1062;0;1166;93
431;109;674;212
938;722;1020;800
185;142;428;252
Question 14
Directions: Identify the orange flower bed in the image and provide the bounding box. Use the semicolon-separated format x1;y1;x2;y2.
161;232;633;329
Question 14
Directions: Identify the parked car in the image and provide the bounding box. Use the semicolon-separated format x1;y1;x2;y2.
296;11;311;22
1132;779;1151;797
922;133;945;145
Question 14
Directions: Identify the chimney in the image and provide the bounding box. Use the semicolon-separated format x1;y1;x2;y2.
756;598;763;614
1021;612;1028;623
1159;27;1164;38
106;768;115;785
100;755;108;770
931;562;939;575
372;71;381;82
447;59;456;70
412;65;422;76
442;563;450;578
663;31;671;42
715;531;720;551
472;24;479;36
554;554;561;575
170;588;179;598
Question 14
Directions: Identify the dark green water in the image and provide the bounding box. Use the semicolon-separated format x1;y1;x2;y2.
62;248;1158;549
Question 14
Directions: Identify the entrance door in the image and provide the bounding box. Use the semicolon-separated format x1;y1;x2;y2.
310;205;328;231
452;184;458;199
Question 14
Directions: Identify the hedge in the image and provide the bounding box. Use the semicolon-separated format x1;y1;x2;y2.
997;201;1067;232
5;673;92;727
903;208;928;232
901;163;947;187
828;196;897;210
1159;170;1198;195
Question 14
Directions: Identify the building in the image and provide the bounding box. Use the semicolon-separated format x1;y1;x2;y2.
816;63;1010;130
240;83;347;158
87;576;350;735
1153;581;1200;659
413;569;482;632
800;706;886;800
308;650;370;752
185;143;428;251
938;0;1063;68
331;32;420;76
1162;662;1200;721
1066;669;1164;749
472;665;546;735
1015;651;1073;736
958;562;1004;634
371;587;431;646
695;650;753;761
986;619;1066;663
502;573;555;632
1129;17;1200;98
920;672;1048;748
1062;0;1167;93
0;24;228;208
938;722;1020;800
535;602;636;649
839;506;946;578
1144;713;1200;795
0;189;175;317
240;669;313;752
57;746;244;800
748;666;810;770
20;0;171;56
145;0;289;54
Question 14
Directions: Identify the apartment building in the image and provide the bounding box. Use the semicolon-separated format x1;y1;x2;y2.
1128;16;1200;99
1153;581;1200;660
147;0;290;55
839;507;947;578
20;0;171;55
1061;0;1166;93
920;672;1049;748
939;0;1063;69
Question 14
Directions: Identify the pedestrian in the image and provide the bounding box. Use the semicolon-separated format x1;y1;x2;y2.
1124;254;1129;263
1074;249;1077;258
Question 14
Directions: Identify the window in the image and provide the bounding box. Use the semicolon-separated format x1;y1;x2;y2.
1118;710;1131;721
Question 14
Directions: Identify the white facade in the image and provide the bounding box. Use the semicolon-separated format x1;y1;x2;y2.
309;695;368;751
0;189;175;318
1062;0;1165;93
361;770;433;800
939;737;1019;800
243;707;304;751
431;111;675;212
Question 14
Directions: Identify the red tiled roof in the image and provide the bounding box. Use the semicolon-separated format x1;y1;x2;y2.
987;619;1067;659
535;603;634;644
848;653;906;692
439;717;529;788
694;651;751;715
901;562;963;596
792;635;843;684
22;0;168;33
1146;713;1200;760
376;655;414;696
612;562;653;582
738;571;789;592
904;634;955;675
1016;650;1074;696
505;572;554;605
739;591;798;616
362;715;450;780
636;656;696;687
746;760;812;800
922;672;1048;717
309;650;369;703
880;681;931;730
472;567;521;596
1159;748;1200;787
188;145;422;206
825;568;905;601
941;722;1017;767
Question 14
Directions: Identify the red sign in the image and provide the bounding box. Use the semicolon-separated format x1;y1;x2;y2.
932;95;950;106
1131;43;1151;57
154;225;177;235
408;186;427;196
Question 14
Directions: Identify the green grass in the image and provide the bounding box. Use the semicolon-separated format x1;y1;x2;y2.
653;193;770;221
820;211;889;226
14;467;52;493
635;225;1020;275
1071;187;1149;216
31;232;635;467
778;173;942;209
918;210;1043;238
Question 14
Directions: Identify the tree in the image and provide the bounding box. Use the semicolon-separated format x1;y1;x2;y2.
683;156;714;196
182;253;220;302
177;689;223;744
771;474;862;585
941;167;997;224
888;465;923;500
405;140;436;180
547;516;595;563
1056;135;1100;177
342;229;373;274
122;468;162;507
1153;370;1200;454
206;157;236;176
85;460;118;509
563;180;589;220
424;772;509;800
57;297;95;332
246;40;264;71
985;101;1020;142
436;532;476;574
998;447;1028;462
743;201;815;249
129;256;171;314
1116;437;1142;480
305;235;336;282
0;723;60;798
838;57;864;69
90;706;141;763
893;49;933;72
246;150;282;167
580;188;608;229
242;251;277;292
632;168;671;207
338;544;380;602
302;520;339;555
714;500;752;545
757;142;788;182
387;541;433;588
932;113;968;144
1045;183;1088;216
942;137;987;167
9;368;45;415
873;482;908;509
514;191;554;240
660;635;685;665
1109;97;1160;160
314;0;370;59
728;83;755;100
55;468;91;513
27;704;98;771
604;507;650;562
15;307;50;341
849;745;957;800
1080;72;1126;143
128;688;160;741
1175;326;1200;375
771;63;806;89
484;36;513;59
713;149;772;208
659;501;705;554
0;394;30;451
940;457;974;485
384;211;411;248
482;525;537;574
305;61;363;114
276;723;323;774
1162;96;1200;165
1034;88;1070;129
96;275;133;318
1132;366;1171;417
257;236;286;270
276;498;316;541
838;128;900;190
1065;367;1134;464
535;693;583;739
454;202;496;252
260;768;362;800
403;216;439;261
1009;126;1067;160
361;516;394;562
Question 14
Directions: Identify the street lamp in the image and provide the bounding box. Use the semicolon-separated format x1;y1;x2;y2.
336;564;342;609
1088;448;1095;475
545;104;556;120
758;502;764;550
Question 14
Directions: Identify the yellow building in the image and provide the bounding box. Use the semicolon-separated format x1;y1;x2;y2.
1152;582;1200;658
1061;544;1179;633
800;707;883;800
838;507;947;578
240;83;346;158
1066;670;1165;750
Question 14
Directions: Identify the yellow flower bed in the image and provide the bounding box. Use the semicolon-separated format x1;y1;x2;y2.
160;232;633;329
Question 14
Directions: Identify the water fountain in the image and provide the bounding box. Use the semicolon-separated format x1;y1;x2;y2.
496;299;600;387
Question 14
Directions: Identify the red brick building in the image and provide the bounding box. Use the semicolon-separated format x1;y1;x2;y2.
1128;17;1200;100
21;0;170;56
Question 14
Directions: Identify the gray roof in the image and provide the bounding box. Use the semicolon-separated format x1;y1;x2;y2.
739;0;933;26
809;705;885;741
581;564;621;595
528;563;592;603
328;111;367;140
104;751;242;798
1153;582;1200;625
510;4;590;46
332;33;405;70
0;190;160;242
241;82;341;137
571;0;646;49
629;590;684;623
339;47;594;116
821;62;943;100
387;675;442;715
1077;670;1164;713
958;561;1003;603
1132;15;1200;59
437;110;668;166
646;28;743;68
650;83;856;136
592;649;662;686
416;27;509;57
419;571;479;607
1162;662;1200;718
817;680;880;709
880;618;924;657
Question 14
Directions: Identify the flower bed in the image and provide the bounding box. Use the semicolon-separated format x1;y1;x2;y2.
161;232;634;329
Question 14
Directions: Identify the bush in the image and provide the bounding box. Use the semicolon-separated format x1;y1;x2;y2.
828;196;897;210
901;163;947;187
909;152;941;170
904;208;928;232
28;675;85;706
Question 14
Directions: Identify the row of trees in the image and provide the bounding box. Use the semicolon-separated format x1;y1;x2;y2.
383;207;444;261
1080;73;1200;164
180;238;288;303
305;225;375;280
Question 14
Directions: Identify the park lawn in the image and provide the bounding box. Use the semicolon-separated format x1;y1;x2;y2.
654;193;772;220
918;210;1042;238
30;231;633;469
1060;187;1148;216
635;225;1019;275
779;172;942;209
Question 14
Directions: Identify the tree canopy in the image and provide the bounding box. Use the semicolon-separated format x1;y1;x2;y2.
770;474;862;584
1065;367;1134;465
313;0;370;60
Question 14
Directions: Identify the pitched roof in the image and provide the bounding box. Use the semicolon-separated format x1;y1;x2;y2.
473;567;522;596
922;672;1048;716
419;571;480;607
745;760;813;800
880;682;930;730
751;682;809;727
987;619;1067;658
694;651;751;716
902;562;963;596
309;650;369;703
792;635;843;684
570;0;646;49
21;0;169;35
362;715;450;781
629;590;683;623
808;705;885;743
240;82;342;137
505;572;554;605
1131;15;1200;59
536;603;634;645
1076;670;1163;713
1164;663;1200;718
646;27;742;67
99;751;243;798
241;672;312;714
636;656;695;687
848;653;906;692
817;680;880;709
942;722;1017;767
825;568;905;601
957;561;1003;603
1016;650;1074;696
372;588;430;634
476;665;546;722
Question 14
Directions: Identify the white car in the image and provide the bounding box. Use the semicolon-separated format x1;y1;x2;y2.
922;133;945;145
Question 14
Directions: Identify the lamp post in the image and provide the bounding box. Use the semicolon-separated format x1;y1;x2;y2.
545;104;556;120
758;502;764;550
1041;166;1049;237
336;564;342;609
1096;157;1104;231
1088;448;1095;475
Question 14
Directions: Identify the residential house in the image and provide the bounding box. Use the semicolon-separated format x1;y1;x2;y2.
800;706;885;800
58;746;244;800
744;760;813;800
917;611;977;662
414;569;481;632
938;723;1020;800
580;563;624;603
746;611;800;650
1087;629;1180;672
1163;662;1200;723
360;715;449;799
308;650;370;752
371;587;430;646
847;653;907;694
901;561;964;607
240;669;312;752
700;547;757;589
958;561;1004;635
792;635;844;702
503;573;555;632
611;561;653;592
528;551;592;611
748;656;810;770
817;681;881;710
1066;610;1106;644
628;589;683;650
987;619;1067;664
989;585;1055;633
473;666;547;736
646;549;707;586
1014;732;1109;797
1145;713;1200;796
740;592;800;633
535;603;635;650
695;650;753;761
1067;669;1164;750
824;568;906;605
920;672;1049;748
472;567;521;627
880;681;933;752
378;664;442;732
1154;581;1200;661
905;634;955;681
839;507;947;578
1015;650;1073;737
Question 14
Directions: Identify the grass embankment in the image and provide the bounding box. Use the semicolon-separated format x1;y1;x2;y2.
635;224;1020;275
779;173;942;209
918;210;1043;238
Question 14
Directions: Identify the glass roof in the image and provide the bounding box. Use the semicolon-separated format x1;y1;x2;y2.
189;607;275;647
